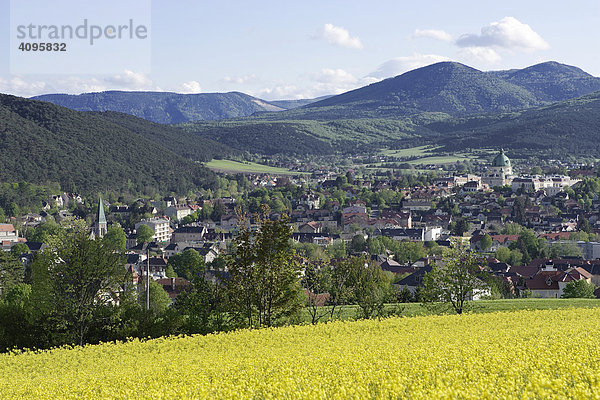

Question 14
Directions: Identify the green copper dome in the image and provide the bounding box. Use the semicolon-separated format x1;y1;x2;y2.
492;149;511;167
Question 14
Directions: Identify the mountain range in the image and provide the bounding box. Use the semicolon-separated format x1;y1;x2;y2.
175;61;600;156
31;91;326;124
265;61;600;120
32;61;600;124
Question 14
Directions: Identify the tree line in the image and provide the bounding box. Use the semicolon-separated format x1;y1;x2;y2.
0;210;397;352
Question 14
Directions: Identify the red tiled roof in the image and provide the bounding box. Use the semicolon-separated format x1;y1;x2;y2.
0;224;15;232
539;232;573;240
526;268;591;290
510;266;539;278
490;234;519;244
526;271;561;290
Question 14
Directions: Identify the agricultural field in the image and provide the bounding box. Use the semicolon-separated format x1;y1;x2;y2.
378;145;494;166
205;159;306;175
300;298;600;321
2;307;600;398
406;154;472;165
379;145;439;158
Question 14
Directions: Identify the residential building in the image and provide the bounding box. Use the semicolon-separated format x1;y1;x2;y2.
0;224;20;246
135;218;171;242
171;225;207;243
525;264;592;298
164;205;193;221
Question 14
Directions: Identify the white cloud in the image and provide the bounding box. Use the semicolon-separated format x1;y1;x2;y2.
317;23;364;49
0;76;48;97
456;17;549;51
179;81;202;94
0;69;158;97
54;77;107;93
310;68;378;97
457;47;502;65
104;70;154;90
312;68;357;84
256;85;303;100
254;67;378;100
412;29;453;42
222;74;258;85
368;53;452;79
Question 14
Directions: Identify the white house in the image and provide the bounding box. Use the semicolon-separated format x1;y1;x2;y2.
164;205;193;221
135;218;171;243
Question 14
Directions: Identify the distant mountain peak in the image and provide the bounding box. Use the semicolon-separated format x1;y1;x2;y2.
512;61;592;77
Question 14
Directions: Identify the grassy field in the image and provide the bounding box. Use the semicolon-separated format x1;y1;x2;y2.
379;145;439;158
364;166;431;174
378;145;494;166
205;159;307;175
300;298;600;321
406;154;473;165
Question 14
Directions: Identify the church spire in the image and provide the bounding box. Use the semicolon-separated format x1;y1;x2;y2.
95;195;107;238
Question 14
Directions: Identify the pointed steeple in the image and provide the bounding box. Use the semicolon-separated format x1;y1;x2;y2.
95;195;107;238
97;196;107;224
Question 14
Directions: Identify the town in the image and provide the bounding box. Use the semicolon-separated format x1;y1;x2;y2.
2;149;599;306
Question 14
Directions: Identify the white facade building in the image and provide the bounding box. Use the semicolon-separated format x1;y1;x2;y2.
511;175;580;195
0;224;20;244
135;218;171;242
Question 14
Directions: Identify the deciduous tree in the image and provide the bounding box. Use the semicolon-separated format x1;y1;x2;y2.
561;279;596;298
136;224;154;244
227;207;303;328
423;240;489;314
30;231;126;346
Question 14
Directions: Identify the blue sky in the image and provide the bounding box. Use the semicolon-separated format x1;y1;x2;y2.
0;0;599;99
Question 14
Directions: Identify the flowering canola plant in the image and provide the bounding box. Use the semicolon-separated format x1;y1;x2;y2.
1;308;600;399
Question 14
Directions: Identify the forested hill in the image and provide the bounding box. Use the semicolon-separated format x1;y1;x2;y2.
0;94;219;195
487;61;600;102
32;91;286;124
90;111;237;161
257;61;600;120
428;90;600;157
181;89;600;158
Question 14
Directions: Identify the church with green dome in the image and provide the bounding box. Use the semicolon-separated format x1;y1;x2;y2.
483;149;514;187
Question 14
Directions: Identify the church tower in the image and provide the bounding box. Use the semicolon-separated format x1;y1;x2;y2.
483;149;513;187
95;196;107;238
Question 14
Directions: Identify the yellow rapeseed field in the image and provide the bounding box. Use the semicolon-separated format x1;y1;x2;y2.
1;308;600;399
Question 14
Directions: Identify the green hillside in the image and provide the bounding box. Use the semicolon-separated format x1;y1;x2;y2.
428;91;600;157
0;94;218;194
488;61;600;102
179;114;446;155
91;111;237;161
